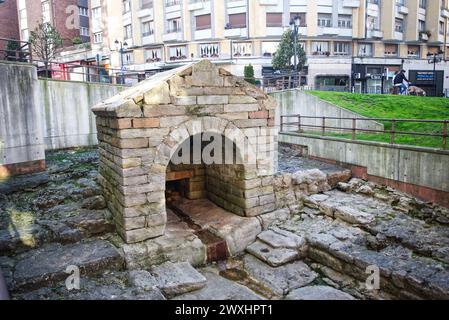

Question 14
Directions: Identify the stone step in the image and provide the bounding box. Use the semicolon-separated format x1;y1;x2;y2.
9;240;123;293
285;285;356;300
150;261;208;298
174;269;263;300
14;270;166;300
246;241;298;267
278;212;449;299
0;207;115;256
243;254;317;296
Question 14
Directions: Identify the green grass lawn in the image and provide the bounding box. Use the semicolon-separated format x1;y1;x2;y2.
305;91;449;149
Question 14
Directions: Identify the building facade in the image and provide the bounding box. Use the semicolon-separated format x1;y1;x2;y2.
14;0;449;95
0;0;20;52
17;0;90;46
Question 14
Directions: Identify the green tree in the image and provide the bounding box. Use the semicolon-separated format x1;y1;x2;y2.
244;64;256;85
29;22;63;77
5;40;22;62
272;29;306;72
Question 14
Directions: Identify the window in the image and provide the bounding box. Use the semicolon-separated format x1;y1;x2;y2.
168;45;187;61
167;18;181;33
78;6;88;17
419;20;426;32
384;44;398;57
312;42;329;55
261;41;280;57
408;45;420;58
123;52;134;65
358;43;373;56
94;32;103;44
334;42;351;55
42;1;50;23
395;18;404;33
290;13;306;26
21;29;29;42
232;42;252;57
80;27;89;37
92;7;102;19
142;21;154;36
123;0;131;13
124;24;132;39
166;0;181;6
396;0;405;6
338;15;352;29
144;47;162;62
141;0;153;9
227;13;246;28
367;15;380;31
266;13;282;27
440;21;445;34
317;14;332;27
419;0;427;9
199;43;220;58
196;14;211;30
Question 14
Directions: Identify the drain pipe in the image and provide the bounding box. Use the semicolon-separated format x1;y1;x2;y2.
0;268;10;300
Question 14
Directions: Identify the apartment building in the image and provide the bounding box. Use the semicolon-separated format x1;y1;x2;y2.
0;0;20;53
17;0;90;46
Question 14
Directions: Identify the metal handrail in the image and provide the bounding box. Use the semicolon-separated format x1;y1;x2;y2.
281;114;449;149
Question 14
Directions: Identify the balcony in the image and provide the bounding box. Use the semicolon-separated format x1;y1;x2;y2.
317;27;340;36
419;32;429;41
165;0;181;13
194;28;212;40
367;29;383;39
343;0;360;8
137;8;154;19
142;34;155;46
188;0;209;11
442;8;449;18
163;30;183;42
396;5;408;15
259;0;278;5
266;27;284;37
224;27;248;38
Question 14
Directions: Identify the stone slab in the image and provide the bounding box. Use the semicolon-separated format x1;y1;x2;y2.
285;285;355;300
246;241;298;267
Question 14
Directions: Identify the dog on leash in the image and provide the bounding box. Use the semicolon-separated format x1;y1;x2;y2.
408;86;427;96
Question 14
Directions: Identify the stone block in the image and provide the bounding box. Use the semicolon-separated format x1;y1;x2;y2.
123;216;146;231
110;119;132;129
249;111;269;119
124;225;166;243
218;112;249;120
224;104;259;113
144;105;187;117
133;118;160;128
229;95;257;104
160;116;190;128
144;82;171;105
172;96;197;106
197;95;228;105
111;138;149;149
233;119;267;128
114;100;143;118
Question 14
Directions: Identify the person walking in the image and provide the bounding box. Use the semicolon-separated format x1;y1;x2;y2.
393;70;410;95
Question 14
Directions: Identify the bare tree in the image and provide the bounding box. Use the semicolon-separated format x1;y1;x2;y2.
29;22;63;78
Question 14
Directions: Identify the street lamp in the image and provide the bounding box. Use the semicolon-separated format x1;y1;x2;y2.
115;39;129;84
290;15;301;88
427;50;444;96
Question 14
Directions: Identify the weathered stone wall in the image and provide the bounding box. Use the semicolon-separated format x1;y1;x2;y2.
40;79;125;150
92;60;278;244
0;61;45;178
271;90;384;132
280;133;449;208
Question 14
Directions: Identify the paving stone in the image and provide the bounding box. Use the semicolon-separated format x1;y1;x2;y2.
150;261;207;298
13;240;123;292
173;270;263;300
285;285;356;300
246;241;298;267
128;270;159;291
257;228;306;250
243;255;317;296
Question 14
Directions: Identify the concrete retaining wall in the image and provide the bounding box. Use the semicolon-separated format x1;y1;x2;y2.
40;79;124;150
0;61;45;175
270;90;384;132
280;132;449;207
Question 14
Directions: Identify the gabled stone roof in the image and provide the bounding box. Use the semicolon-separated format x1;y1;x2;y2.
91;60;274;118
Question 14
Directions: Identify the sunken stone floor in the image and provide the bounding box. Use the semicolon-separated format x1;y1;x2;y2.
1;147;449;300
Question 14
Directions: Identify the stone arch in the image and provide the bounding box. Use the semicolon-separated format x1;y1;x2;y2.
92;60;278;244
